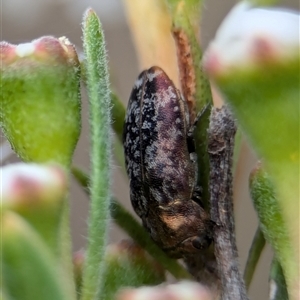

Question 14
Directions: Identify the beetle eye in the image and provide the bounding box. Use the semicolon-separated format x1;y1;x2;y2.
192;236;211;250
192;237;203;249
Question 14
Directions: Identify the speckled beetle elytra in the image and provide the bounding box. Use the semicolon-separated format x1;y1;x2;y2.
123;66;213;258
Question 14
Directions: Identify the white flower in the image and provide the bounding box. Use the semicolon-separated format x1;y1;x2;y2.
203;1;300;75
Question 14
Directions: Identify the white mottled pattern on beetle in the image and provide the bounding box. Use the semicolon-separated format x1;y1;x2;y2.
140;67;195;208
123;66;213;258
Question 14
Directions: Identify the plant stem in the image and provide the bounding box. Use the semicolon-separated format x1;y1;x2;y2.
269;258;288;300
113;138;127;176
166;0;213;210
208;106;248;300
81;9;112;300
111;92;126;143
243;226;266;290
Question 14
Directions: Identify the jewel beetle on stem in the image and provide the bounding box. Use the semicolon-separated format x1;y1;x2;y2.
123;66;213;258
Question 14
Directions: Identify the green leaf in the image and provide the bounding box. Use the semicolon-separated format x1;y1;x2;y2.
269;258;288;300
81;9;112;300
2;212;72;300
249;165;296;299
243;226;266;290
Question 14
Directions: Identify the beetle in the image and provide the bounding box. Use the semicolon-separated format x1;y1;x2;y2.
123;66;212;258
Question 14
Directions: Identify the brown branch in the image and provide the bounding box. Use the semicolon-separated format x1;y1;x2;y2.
208;106;249;300
172;28;196;121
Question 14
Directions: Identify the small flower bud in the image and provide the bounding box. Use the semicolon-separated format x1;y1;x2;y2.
116;281;214;300
203;2;299;77
1;162;68;252
102;240;165;299
0;36;81;167
1;162;67;205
